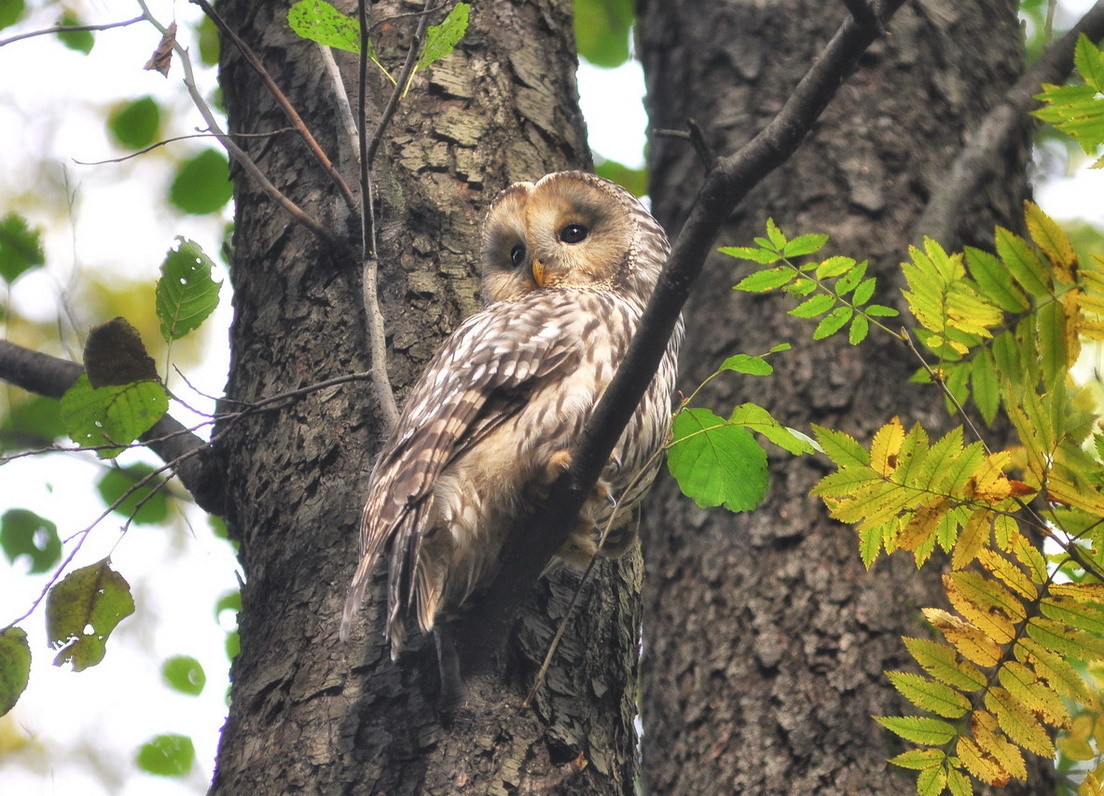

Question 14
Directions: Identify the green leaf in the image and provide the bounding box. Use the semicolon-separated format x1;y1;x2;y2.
162;655;206;696
994;227;1050;298
56;12;94;54
865;304;899;317
59;373;168;459
0;0;25;31
195;15;220;66
719;354;773;376
834;259;868;295
96;464;170;525
0;627;30;717
0;395;66;452
971;348;999;425
0;212;45;283
1074;33;1104;93
108;97;161;150
594;160;648;197
729;403;817;455
156;238;222;341
964;246;1027;313
814;255;854;279
875;715;958;745
574;0;633;67
812;305;853;339
1;508;61;573
886;670;971;718
47;558;134;671
888;748;946;770
136;733;195;777
667;408;768;513
733;266;793;291
790;293;835;318
848;313;869;344
169;149;232;215
416;3;469;71
765;218;787;249
851;277;876;306
783;234;829;258
721;247;782;266
287;0;360;53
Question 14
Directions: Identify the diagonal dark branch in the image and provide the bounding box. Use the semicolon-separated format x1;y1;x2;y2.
0;341;224;515
913;0;1104;246
453;0;910;676
189;0;358;211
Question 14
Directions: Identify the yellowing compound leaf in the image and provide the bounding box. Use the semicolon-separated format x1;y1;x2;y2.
1025;201;1076;283
888;748;947;770
957;736;1012;786
997;660;1070;729
903;637;987;691
876;715;958;745
871;417;906;476
1015;636;1092;701
924;608;1002;667
1027;616;1104;663
984;687;1055;757
1041;596;1104;635
977;549;1037;601
886;671;971;718
964;450;1013;504
943;572;1023;645
971;710;1027;782
951;510;990;570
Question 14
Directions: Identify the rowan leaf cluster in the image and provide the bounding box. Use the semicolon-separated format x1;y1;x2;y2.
716;196;1104;793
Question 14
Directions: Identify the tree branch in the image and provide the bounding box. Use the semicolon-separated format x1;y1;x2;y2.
0;15;144;48
0;341;224;515
189;0;358;211
912;0;1104;246
453;0;910;677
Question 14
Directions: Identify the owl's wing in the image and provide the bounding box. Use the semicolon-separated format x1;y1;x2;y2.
339;299;580;648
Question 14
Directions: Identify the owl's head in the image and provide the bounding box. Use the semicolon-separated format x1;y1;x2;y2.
480;171;670;305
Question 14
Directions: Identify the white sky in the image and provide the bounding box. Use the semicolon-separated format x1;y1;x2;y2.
0;2;1102;794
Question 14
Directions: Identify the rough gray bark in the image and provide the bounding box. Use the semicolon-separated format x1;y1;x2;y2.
637;1;1050;793
210;1;638;792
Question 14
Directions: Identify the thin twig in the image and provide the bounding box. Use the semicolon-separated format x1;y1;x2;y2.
0;15;143;47
189;0;357;211
912;0;1104;246
317;44;360;153
136;1;350;254
73;128;296;166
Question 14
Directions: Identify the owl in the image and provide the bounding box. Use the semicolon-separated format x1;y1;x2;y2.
339;171;682;661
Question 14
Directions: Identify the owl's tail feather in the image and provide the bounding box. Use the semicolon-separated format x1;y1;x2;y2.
339;553;378;643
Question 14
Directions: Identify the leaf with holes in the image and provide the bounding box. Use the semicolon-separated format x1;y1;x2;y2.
156;238;221;341
46;559;134;671
60;373;168;459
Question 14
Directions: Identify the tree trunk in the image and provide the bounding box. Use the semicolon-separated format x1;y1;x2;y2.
209;2;638;792
637;1;1048;793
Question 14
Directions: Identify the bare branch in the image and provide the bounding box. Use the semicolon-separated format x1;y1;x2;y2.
453;0;911;677
913;0;1104;246
354;0;433;433
0;15;143;48
0;341;224;515
189;0;358;211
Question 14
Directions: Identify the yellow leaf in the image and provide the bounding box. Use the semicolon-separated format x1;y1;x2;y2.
871;416;905;476
998;660;1070;728
887;670;971;718
1009;533;1047;583
897;498;949;554
965;450;1013;504
1079;766;1104;796
1058;734;1097;762
985;686;1055;757
1051;583;1104;603
888;748;946;770
951;510;990;569
1028;616;1104;662
1048;472;1104;517
971;709;1027;782
1016;636;1092;701
944;572;1022;645
924;608;1002;667
1025;201;1076;283
956;736;1012;786
1070;713;1095;742
1042;596;1104;635
903;637;987;691
977;549;1037;600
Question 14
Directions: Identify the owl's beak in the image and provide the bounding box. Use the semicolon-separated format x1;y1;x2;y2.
531;259;548;287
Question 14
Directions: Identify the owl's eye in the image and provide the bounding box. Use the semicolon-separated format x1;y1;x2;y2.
559;224;589;244
510;244;527;268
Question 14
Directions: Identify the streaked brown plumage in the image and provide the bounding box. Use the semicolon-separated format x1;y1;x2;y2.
339;171;682;660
